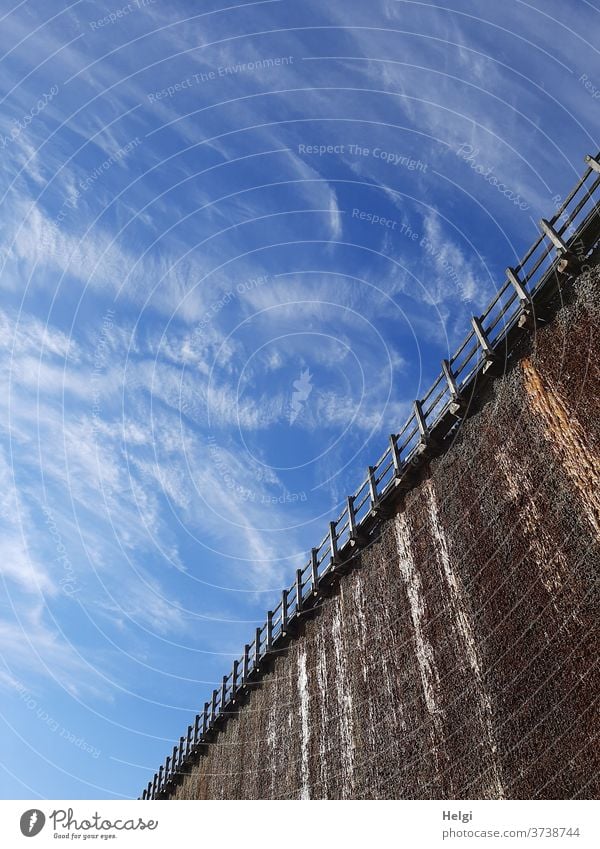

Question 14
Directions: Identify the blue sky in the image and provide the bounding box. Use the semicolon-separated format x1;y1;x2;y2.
0;0;598;799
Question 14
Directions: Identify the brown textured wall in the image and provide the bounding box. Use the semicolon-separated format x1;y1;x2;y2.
172;266;600;800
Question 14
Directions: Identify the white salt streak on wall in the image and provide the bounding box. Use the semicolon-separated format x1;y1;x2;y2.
297;646;311;799
353;572;371;687
393;512;445;772
265;688;278;798
315;624;330;796
425;481;505;799
380;638;400;731
332;595;355;797
353;569;400;731
351;571;379;760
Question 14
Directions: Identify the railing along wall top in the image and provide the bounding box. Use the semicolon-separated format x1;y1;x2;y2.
140;152;600;800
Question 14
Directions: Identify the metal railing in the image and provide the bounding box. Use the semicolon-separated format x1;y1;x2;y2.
140;152;600;800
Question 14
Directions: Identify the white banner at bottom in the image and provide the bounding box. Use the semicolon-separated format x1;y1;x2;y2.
0;799;597;849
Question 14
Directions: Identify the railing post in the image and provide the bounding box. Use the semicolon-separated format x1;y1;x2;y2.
540;217;570;254
211;689;217;723
347;494;360;544
541;218;580;273
389;434;402;478
506;267;531;306
266;610;273;652
506;267;534;327
194;713;201;745
242;644;250;685
171;745;178;778
232;659;239;700
471;316;499;369
221;675;227;712
329;521;339;568
186;725;193;757
442;359;462;406
178;736;185;768
585;153;600;174
368;465;380;511
310;548;319;594
254;627;261;670
413;399;439;459
413;400;430;445
296;569;304;612
163;756;170;787
281;589;289;635
157;766;164;796
202;702;209;736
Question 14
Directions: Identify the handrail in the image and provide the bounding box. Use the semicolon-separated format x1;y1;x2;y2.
140;152;600;800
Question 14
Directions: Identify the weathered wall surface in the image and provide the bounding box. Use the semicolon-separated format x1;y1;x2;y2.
173;267;600;800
